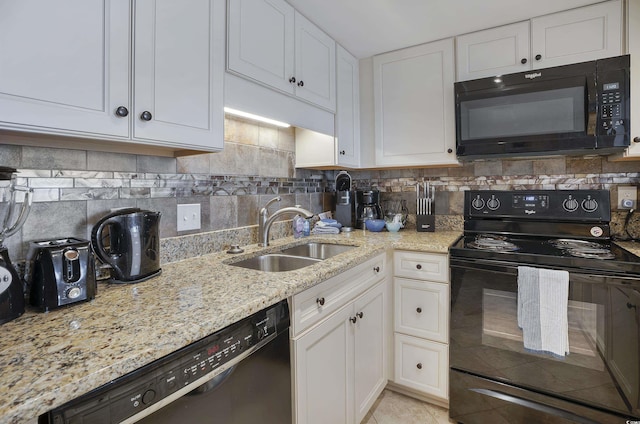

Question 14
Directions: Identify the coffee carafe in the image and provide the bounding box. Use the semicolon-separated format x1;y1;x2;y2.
355;189;383;229
0;167;33;324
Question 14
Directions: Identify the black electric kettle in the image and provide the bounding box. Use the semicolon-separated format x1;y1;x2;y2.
91;208;161;283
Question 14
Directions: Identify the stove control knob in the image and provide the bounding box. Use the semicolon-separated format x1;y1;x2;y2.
562;197;579;212
486;196;500;210
471;196;485;210
582;198;598;212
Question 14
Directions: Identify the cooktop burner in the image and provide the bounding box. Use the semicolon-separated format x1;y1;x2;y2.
550;239;616;260
467;234;519;252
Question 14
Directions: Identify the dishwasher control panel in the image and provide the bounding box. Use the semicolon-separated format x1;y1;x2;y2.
41;300;289;424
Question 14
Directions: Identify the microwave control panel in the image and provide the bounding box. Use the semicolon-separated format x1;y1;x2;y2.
597;60;629;141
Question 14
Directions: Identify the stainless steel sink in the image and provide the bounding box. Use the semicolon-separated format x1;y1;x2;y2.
229;254;321;272
279;242;355;260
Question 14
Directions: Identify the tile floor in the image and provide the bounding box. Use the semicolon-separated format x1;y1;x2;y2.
362;389;456;424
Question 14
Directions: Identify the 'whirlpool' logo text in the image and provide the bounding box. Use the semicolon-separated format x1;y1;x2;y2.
525;72;542;79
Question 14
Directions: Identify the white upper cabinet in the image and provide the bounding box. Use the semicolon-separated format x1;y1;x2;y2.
227;0;295;94
0;1;130;138
133;0;225;150
618;0;640;158
227;0;336;111
531;0;622;68
456;0;623;81
335;45;361;168
373;38;458;167
295;44;359;169
0;0;224;153
294;12;337;111
456;21;531;81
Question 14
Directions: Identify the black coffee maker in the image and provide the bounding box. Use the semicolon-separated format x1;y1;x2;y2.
91;208;162;283
355;189;383;229
334;171;354;230
0;167;32;325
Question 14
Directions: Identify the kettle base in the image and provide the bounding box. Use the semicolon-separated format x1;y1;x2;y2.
107;268;162;284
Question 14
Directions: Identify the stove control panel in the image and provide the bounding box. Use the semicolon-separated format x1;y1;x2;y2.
465;190;611;221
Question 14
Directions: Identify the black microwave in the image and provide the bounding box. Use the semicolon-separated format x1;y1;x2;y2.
455;55;630;159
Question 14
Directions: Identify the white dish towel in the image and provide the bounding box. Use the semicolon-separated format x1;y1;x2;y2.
517;266;570;356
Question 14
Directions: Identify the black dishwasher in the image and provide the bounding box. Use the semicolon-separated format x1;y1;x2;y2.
39;300;291;424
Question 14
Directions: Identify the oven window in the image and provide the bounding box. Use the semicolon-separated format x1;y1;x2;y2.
450;265;638;416
458;86;585;141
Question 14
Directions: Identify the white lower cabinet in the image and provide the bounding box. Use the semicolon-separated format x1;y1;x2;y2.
391;251;449;403
292;254;387;424
394;334;448;399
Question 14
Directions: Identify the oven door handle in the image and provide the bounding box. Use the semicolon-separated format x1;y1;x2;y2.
450;258;519;276
451;257;640;283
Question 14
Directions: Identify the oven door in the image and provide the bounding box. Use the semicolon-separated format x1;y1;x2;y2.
450;257;640;422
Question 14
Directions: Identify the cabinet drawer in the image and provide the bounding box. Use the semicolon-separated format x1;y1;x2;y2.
394;278;449;342
394;251;448;282
394;333;448;400
292;254;385;337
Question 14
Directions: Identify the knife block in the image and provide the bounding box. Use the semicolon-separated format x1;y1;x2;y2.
416;214;435;232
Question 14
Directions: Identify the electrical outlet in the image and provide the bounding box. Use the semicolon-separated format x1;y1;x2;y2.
177;203;201;231
618;186;637;210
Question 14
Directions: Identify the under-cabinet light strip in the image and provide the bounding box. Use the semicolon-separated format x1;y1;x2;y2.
223;107;291;128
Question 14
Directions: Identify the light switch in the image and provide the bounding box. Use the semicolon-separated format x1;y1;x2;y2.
177;203;201;231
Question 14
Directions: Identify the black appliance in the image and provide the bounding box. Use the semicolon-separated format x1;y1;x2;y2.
40;300;291;424
0;166;32;325
355;189;383;229
26;238;96;311
91;208;161;284
449;190;640;423
335;171;354;230
455;55;630;159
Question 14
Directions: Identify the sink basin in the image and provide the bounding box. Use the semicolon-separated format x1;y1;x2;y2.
279;242;355;260
229;254;321;272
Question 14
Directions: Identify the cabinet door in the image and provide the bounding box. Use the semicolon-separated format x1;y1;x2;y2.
373;38;458;167
531;0;622;69
394;251;448;283
394;333;448;400
456;21;530;81
353;282;386;424
395;277;448;342
227;0;295;94
294;12;336;111
0;0;129;137
336;45;360;168
623;0;640;157
133;0;224;150
294;305;353;424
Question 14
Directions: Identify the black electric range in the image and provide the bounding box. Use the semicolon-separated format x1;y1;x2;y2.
449;189;640;423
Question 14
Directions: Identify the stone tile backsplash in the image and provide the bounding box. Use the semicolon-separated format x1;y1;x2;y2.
1;114;640;265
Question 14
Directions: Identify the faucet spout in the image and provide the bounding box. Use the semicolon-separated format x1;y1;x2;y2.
259;203;314;246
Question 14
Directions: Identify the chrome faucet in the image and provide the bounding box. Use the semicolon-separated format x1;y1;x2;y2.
259;196;314;246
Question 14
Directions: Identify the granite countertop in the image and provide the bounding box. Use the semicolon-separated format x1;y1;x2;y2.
616;240;640;257
0;230;461;424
